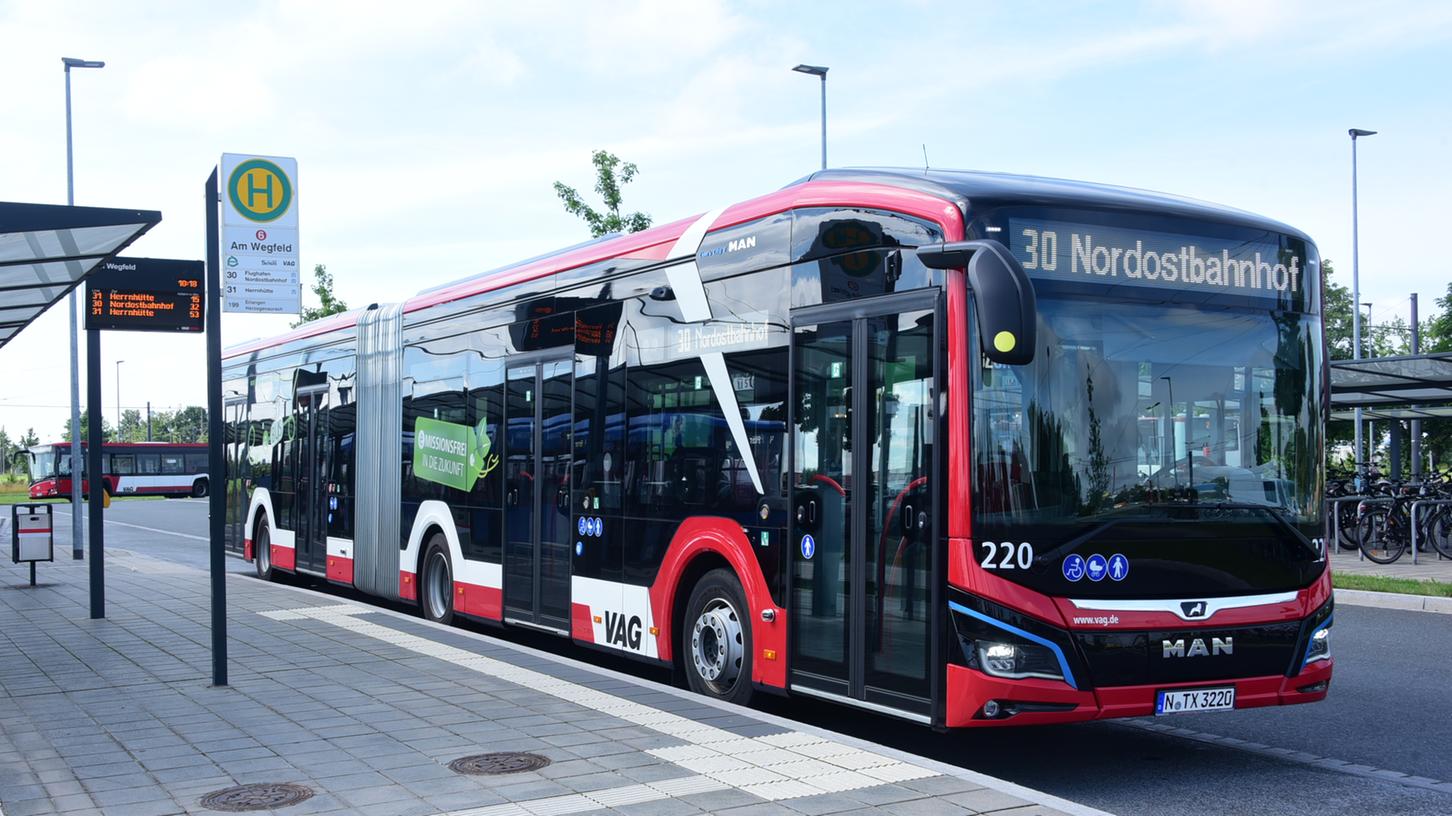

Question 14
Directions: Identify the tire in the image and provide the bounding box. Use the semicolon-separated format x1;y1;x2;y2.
1335;502;1360;551
1431;509;1452;560
255;517;276;581
681;568;753;706
1357;507;1406;564
420;536;455;625
191;479;209;498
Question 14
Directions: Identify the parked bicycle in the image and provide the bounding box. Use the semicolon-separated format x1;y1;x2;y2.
1355;468;1452;564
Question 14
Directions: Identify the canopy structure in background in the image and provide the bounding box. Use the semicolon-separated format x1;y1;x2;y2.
0;201;162;349
1329;353;1452;421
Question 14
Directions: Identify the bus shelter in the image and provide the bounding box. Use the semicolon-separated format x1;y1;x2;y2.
1;201;161;348
1;200;161;615
1329;352;1452;479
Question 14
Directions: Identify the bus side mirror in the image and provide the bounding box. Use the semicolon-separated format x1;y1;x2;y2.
917;240;1037;365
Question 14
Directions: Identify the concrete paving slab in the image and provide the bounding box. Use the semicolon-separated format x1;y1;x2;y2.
0;545;1105;816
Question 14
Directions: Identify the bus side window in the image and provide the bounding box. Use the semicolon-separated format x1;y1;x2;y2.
138;454;161;475
112;455;136;475
161;455;185;475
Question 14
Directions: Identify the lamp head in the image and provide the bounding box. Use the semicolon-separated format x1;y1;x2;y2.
792;64;828;78
62;57;105;70
1349;128;1377;139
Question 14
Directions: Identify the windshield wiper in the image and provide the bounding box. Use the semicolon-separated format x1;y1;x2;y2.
1139;501;1321;558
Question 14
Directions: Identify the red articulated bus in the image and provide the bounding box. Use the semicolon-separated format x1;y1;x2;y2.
26;441;211;499
222;169;1332;727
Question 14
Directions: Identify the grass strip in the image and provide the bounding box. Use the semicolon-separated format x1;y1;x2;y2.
1333;572;1452;598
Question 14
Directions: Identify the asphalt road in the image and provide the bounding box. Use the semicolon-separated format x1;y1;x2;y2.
50;499;1452;816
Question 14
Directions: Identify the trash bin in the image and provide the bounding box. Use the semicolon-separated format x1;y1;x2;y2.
11;503;54;586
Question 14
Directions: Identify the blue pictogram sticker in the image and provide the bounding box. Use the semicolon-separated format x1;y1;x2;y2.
593;517;603;536
1086;553;1108;582
578;517;589;536
1108;553;1129;582
801;534;816;559
1062;554;1086;582
575;541;583;556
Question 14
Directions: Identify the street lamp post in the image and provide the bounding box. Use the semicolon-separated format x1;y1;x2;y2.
115;360;124;438
1350;127;1376;484
64;56;104;560
793;64;829;170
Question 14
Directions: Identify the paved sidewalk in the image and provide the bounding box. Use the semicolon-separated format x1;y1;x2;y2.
0;544;1106;816
1329;547;1452;581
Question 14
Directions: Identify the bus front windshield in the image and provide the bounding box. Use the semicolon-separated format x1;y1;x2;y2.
30;450;55;483
973;295;1324;576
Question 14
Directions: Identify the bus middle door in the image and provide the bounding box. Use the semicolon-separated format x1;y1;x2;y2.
294;384;328;574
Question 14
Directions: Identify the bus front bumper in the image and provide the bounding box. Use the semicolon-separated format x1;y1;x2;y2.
944;658;1333;728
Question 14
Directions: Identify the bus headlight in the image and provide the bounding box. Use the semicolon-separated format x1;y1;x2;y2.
950;597;1078;688
976;640;1065;682
1304;625;1330;665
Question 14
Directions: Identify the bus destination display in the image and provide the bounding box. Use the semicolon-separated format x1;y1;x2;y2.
1007;217;1307;301
86;257;205;333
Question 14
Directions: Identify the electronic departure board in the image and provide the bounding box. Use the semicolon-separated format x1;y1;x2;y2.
86;257;205;333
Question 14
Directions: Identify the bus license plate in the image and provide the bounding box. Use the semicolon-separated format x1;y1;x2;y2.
1156;686;1235;715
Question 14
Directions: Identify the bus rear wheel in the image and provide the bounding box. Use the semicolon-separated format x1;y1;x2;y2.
191;479;208;498
255;518;275;581
421;536;455;625
682;568;753;706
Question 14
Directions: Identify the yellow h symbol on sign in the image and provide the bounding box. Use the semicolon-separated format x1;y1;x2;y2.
226;158;292;222
244;169;276;210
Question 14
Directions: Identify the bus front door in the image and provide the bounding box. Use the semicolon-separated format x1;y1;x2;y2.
790;293;938;721
294;388;328;574
504;358;574;633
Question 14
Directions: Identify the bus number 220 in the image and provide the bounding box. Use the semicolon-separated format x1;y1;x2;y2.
979;541;1034;570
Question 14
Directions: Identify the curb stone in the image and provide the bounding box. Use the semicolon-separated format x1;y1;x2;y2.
1334;587;1452;615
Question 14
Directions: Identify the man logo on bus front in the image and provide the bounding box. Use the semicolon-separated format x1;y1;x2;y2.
1182;601;1208;619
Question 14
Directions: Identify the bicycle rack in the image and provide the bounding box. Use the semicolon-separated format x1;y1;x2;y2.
1331;497;1394;561
1328;495;1376;561
1409;499;1452;565
1330;493;1364;554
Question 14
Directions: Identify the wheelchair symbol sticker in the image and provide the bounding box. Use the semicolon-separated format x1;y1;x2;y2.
1063;554;1086;582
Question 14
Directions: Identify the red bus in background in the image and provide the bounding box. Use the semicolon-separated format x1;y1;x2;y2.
25;442;211;500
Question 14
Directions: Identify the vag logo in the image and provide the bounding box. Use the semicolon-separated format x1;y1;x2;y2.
603;611;643;650
1162;637;1233;658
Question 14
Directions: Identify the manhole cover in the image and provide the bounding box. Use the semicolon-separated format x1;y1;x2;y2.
449;752;552;775
200;782;314;811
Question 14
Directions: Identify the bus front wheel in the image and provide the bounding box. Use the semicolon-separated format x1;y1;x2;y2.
682;568;754;706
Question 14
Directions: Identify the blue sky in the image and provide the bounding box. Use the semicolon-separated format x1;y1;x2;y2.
2;0;1449;440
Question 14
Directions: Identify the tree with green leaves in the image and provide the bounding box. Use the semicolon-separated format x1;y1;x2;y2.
553;150;653;238
292;264;349;328
0;427;13;476
61;411;112;443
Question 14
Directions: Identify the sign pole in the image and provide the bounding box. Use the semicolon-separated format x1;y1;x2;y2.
206;167;228;687
86;326;104;618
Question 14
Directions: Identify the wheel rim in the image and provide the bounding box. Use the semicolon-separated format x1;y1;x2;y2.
690;597;744;693
258;531;270;573
425;551;450;619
